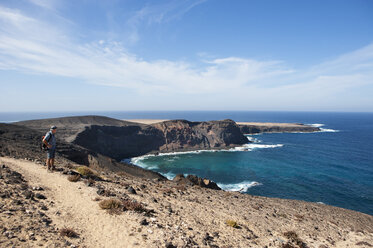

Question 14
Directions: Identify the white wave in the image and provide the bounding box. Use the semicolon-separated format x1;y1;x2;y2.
308;123;339;132
316;201;325;205
129;157;159;170
160;172;177;180
319;128;339;133
218;181;262;192
229;143;283;151
130;142;284;165
245;135;260;143
309;123;325;128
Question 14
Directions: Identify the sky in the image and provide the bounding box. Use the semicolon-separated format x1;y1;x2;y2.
0;0;372;112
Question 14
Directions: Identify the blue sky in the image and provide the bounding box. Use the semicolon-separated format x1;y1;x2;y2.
0;0;372;112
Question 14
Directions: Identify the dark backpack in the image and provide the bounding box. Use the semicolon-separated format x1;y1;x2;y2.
41;132;52;151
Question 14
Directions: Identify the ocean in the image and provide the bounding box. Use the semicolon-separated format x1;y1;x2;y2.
1;111;372;215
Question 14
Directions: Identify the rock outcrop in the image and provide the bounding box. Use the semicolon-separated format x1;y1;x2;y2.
173;174;221;190
238;123;320;134
153;119;248;153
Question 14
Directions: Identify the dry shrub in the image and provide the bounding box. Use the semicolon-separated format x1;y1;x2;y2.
226;220;239;228
93;197;101;201
283;231;308;248
99;199;123;210
60;228;78;238
173;184;186;191
282;243;296;248
122;199;147;213
67;174;80;182
76;166;95;176
284;231;298;240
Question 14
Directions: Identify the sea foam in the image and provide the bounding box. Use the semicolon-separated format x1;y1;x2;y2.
218;181;263;192
309;123;340;133
130;136;284;165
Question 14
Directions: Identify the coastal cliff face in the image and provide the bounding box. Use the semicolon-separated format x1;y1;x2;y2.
72;119;248;159
73;125;165;159
152;119;248;152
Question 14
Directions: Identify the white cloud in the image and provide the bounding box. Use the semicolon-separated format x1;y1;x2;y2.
0;4;372;111
28;0;59;10
126;0;207;44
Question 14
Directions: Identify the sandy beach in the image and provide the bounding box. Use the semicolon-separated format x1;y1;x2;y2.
125;119;170;124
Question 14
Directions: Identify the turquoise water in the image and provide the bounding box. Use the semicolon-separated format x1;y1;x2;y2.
1;111;372;215
128;112;373;215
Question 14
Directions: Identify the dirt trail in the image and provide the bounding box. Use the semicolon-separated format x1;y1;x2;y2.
0;157;146;248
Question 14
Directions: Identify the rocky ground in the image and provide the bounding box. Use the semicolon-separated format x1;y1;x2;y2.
0;156;372;248
0;163;73;247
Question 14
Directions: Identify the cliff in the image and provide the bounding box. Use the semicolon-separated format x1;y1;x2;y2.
73;119;248;159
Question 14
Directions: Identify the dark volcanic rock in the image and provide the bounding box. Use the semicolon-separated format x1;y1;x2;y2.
173;174;221;190
153;119;248;152
127;186;137;194
73;118;248;159
73;124;164;159
239;124;320;134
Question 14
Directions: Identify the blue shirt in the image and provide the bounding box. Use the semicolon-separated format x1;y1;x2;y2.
44;131;56;149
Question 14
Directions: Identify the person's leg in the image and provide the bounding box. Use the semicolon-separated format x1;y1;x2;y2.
46;158;51;170
51;158;55;170
49;148;55;170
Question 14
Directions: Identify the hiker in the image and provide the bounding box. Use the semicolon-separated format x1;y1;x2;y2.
43;126;57;171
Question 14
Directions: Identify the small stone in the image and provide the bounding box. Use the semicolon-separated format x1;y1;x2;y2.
140;219;149;226
127;186;137;194
35;193;47;200
165;242;176;248
4;231;15;238
24;191;33;199
97;189;105;195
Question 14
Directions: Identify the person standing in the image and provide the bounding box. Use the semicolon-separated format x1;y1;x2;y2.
43;126;57;171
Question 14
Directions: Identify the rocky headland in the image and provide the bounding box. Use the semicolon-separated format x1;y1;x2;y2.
16;116;249;159
237;122;320;134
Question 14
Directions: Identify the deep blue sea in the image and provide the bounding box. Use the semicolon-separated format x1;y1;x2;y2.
1;111;372;215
